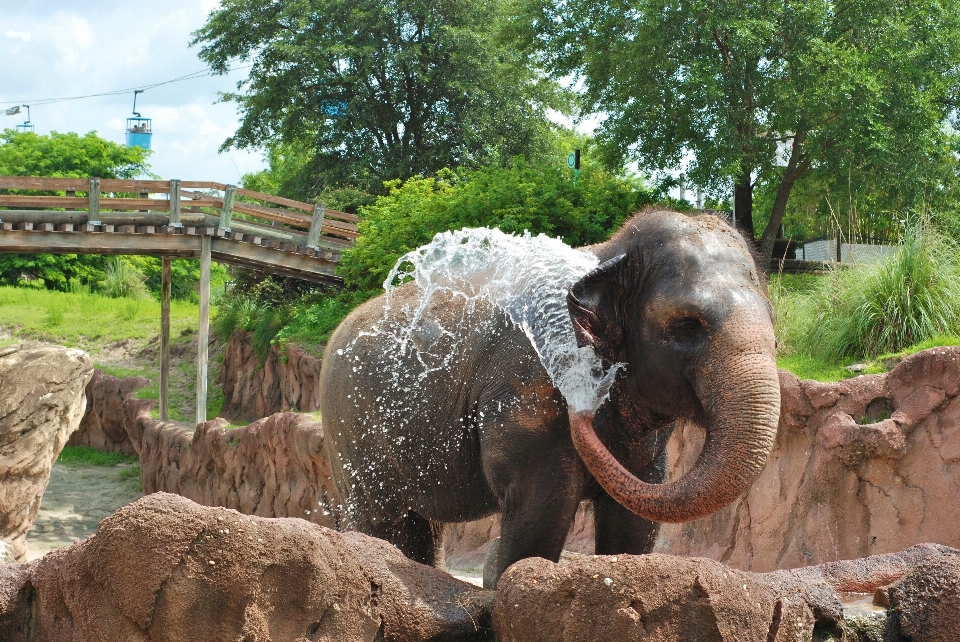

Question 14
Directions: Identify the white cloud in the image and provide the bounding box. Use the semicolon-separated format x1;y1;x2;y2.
0;0;265;185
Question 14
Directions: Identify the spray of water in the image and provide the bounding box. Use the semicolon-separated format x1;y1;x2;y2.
384;228;621;413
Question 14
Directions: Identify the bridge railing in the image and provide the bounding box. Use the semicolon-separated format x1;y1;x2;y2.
0;176;358;252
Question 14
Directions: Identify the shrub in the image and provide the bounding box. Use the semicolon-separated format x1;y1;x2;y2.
100;257;150;299
782;226;960;360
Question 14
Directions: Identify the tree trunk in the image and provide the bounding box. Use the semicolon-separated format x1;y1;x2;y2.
759;131;811;265
733;170;754;239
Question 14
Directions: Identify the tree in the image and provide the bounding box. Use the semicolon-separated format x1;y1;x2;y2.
193;0;562;195
514;0;960;262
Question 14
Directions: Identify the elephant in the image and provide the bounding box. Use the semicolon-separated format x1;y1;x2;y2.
319;209;780;589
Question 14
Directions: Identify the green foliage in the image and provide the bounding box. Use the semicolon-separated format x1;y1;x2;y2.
193;0;563;192
0;286;199;347
514;0;960;256
775;227;960;361
338;157;653;292
57;445;138;467
100;257;150;300
0;129;151;178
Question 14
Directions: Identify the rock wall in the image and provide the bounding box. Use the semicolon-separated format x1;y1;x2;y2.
135;413;342;530
68;370;151;456
0;493;492;642
219;329;323;423
0;344;93;561
658;346;960;571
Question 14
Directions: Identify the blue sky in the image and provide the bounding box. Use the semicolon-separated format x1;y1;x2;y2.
0;0;266;184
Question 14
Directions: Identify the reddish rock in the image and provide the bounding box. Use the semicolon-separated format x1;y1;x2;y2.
0;493;493;642
139;412;342;529
0;344;93;561
493;545;959;642
219;330;322;423
69;369;152;456
659;347;960;571
447;347;960;574
887;553;960;642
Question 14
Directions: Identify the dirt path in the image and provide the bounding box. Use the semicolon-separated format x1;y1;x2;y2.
27;462;143;561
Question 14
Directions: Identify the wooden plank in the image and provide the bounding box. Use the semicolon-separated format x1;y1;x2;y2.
197;235;211;425
209;236;341;284
0;210;205;226
306;204;325;249
234;187;315;213
0;196;171;210
0;229;201;256
160;257;171;422
169;179;181;227
88;178;100;224
180;180;226;191
0;176;170;192
219;185;236;230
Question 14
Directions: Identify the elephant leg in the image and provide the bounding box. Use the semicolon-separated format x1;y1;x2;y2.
486;469;582;589
594;448;667;555
361;509;444;567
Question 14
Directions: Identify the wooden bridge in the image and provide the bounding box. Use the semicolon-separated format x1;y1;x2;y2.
0;176;356;425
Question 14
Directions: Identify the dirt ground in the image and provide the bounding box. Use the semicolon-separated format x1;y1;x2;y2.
27;462;143;561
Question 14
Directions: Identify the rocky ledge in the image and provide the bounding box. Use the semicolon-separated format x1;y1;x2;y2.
1;493;957;641
0;344;92;561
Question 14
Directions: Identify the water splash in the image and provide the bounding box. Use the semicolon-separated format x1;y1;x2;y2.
384;227;621;413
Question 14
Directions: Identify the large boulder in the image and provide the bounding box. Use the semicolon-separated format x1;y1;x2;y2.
660;347;960;570
219;330;322;423
68;369;151;456
0;492;492;642
138;413;342;529
0;344;93;561
493;544;960;642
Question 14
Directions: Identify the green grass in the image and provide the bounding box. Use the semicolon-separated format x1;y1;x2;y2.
0;286;201;347
57;445;137;466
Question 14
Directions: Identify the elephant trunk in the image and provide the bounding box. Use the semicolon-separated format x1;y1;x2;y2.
571;340;780;523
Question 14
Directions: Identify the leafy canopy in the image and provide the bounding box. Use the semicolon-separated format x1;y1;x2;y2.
0;129;150;178
193;0;563;194
337;156;654;293
513;0;960;258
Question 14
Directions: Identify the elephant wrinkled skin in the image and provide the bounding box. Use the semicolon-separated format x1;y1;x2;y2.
320;210;780;588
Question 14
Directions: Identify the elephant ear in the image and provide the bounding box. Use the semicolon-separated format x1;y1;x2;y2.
567;254;628;364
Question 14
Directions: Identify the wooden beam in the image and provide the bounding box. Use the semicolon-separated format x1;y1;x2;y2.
0;210;205;226
306;204;325;249
0;229;201;256
0;195;171;210
88;178;100;225
169;179;182;227
0;176;171;193
160;257;171;422
218;184;236;231
197;235;211;426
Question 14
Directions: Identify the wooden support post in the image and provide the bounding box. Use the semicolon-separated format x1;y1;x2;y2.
160;257;171;422
219;184;236;231
88;177;101;225
196;236;211;425
169;179;182;227
306;203;326;249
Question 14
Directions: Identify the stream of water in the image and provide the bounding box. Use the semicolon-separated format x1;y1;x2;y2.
383;227;620;413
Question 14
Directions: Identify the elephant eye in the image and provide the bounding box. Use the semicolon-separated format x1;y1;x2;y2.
669;317;705;341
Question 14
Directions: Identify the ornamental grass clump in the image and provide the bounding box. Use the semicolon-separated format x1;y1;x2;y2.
792;227;960;361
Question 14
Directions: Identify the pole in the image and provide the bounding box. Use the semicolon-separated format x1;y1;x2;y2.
196;236;211;425
160;257;171;421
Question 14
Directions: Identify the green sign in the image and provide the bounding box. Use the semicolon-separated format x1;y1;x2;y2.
567;152;577;168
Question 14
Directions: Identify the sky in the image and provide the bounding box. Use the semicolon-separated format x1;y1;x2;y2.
0;0;266;184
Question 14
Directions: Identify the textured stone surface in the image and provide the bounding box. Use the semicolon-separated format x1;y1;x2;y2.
219;330;322;423
659;347;960;571
0;344;92;561
68;369;151;456
887;553;960;642
449;347;960;572
493;544;959;642
139;412;342;529
0;492;493;642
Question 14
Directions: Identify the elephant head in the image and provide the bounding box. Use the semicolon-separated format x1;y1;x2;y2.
566;210;780;523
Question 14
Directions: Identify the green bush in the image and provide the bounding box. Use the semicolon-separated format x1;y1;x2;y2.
100;257;150;299
337;158;653;292
778;227;960;361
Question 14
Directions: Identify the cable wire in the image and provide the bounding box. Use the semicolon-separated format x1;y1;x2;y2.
0;63;252;106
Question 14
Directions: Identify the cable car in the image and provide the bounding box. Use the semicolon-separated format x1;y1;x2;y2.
13;105;33;133
125;90;152;149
